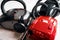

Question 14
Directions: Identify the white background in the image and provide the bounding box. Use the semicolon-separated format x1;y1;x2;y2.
0;0;60;40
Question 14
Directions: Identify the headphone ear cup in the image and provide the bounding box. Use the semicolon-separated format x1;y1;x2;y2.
14;23;26;33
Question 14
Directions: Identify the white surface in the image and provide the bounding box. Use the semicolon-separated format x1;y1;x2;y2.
0;28;20;40
0;0;60;40
55;15;60;40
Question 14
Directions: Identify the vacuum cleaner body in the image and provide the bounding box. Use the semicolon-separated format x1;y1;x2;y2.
28;16;57;40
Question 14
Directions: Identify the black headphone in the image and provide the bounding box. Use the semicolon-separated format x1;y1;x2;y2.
1;0;26;17
45;0;59;17
0;0;29;30
31;2;48;19
31;0;59;19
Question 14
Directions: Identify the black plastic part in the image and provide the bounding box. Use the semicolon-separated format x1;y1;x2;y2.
32;3;48;19
45;0;59;17
0;15;14;23
23;36;26;40
28;30;33;35
0;15;7;22
14;23;26;33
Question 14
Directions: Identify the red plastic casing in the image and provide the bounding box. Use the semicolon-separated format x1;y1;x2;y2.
28;16;57;40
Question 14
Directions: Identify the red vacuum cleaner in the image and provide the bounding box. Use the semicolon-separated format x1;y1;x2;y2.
27;0;59;40
28;16;57;40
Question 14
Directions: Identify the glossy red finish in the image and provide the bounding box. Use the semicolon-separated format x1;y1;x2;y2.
28;16;57;40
